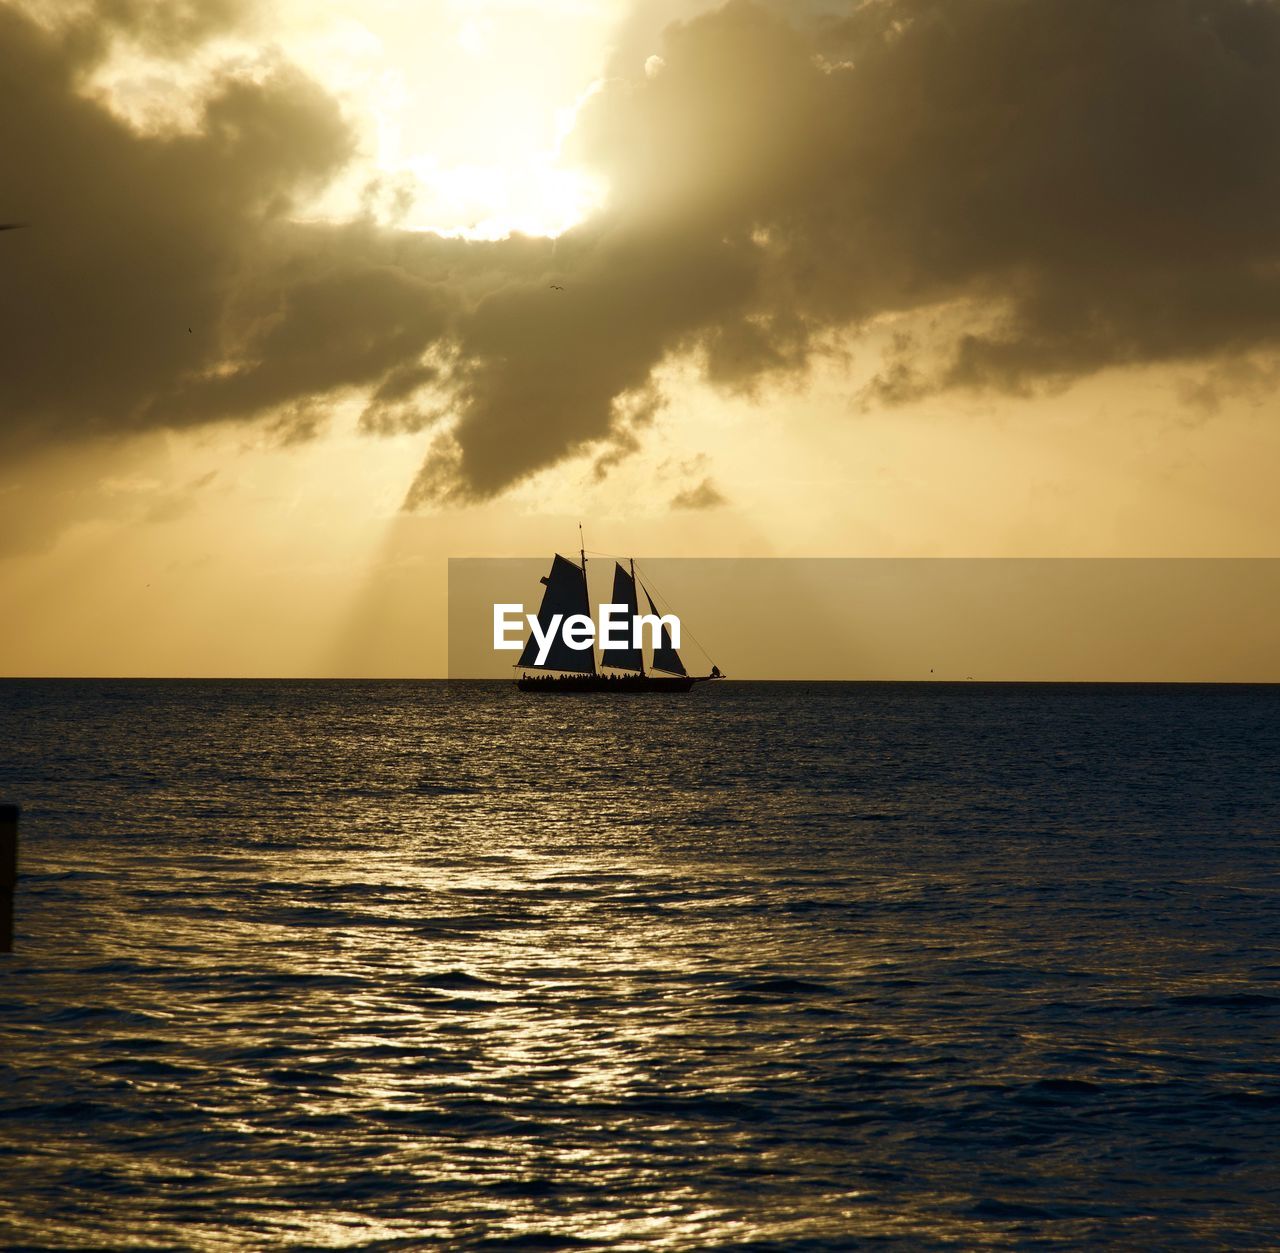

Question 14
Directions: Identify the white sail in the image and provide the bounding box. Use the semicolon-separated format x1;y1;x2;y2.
643;585;686;675
600;562;643;672
517;554;597;673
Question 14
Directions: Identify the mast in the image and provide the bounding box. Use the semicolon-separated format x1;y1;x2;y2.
631;557;646;678
579;521;595;674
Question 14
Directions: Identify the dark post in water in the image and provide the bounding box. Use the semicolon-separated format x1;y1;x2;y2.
0;804;17;953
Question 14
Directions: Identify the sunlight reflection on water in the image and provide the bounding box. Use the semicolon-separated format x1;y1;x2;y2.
1;680;1279;1248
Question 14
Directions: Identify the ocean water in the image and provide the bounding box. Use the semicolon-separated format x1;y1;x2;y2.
1;679;1278;1250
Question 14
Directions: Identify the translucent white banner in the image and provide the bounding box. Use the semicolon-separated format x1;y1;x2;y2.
449;557;1280;682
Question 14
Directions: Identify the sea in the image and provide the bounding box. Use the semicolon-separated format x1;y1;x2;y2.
1;679;1278;1250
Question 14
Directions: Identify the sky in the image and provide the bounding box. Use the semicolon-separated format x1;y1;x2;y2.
3;0;1280;677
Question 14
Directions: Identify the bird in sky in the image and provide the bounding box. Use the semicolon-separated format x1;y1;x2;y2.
549;284;564;291
0;223;30;232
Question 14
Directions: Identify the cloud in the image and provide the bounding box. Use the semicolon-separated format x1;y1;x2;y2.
9;0;1280;513
90;0;256;55
671;476;726;509
372;0;1280;500
0;2;353;455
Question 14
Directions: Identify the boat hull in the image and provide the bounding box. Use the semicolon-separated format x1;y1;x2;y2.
517;674;707;693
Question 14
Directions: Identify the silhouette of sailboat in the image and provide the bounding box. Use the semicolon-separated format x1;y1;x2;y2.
515;538;722;693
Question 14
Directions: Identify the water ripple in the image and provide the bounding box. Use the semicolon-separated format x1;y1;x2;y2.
0;679;1278;1248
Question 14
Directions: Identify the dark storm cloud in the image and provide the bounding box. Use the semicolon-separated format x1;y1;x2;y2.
406;221;759;502
818;0;1280;402
429;0;1280;499
0;2;354;452
8;0;1280;509
589;0;1280;388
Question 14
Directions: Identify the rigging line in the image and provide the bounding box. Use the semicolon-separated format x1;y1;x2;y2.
631;560;718;668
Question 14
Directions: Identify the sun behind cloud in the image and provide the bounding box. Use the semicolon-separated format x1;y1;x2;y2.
279;0;620;239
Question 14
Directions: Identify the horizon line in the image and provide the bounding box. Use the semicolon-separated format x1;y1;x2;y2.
1;676;1277;686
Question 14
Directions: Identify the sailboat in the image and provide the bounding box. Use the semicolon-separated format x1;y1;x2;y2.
515;537;723;692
